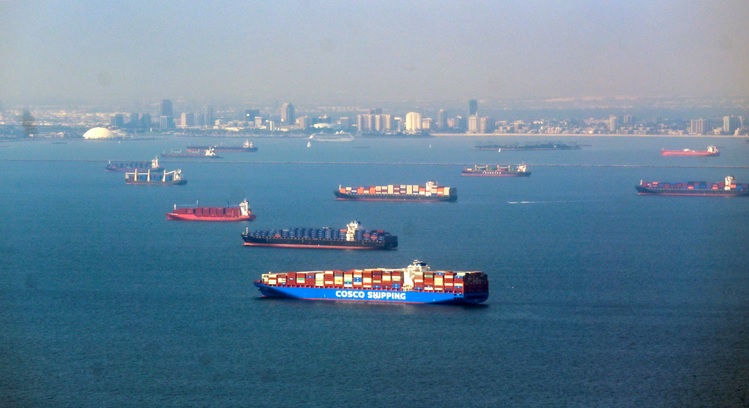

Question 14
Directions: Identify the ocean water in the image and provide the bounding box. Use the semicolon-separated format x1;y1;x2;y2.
1;136;748;407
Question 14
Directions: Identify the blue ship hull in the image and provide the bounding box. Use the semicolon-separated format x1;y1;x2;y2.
254;282;488;305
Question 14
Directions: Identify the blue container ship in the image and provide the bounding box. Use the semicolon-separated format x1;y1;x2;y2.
254;260;489;305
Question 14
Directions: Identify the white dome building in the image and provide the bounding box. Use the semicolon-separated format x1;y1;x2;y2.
83;127;114;139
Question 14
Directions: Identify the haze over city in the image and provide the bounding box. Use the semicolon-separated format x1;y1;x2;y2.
2;0;749;108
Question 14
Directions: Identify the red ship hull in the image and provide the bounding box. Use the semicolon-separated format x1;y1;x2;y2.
167;213;255;222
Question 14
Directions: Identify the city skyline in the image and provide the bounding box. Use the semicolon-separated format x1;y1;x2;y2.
2;1;749;106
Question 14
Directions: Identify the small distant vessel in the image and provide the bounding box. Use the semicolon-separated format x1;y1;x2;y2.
167;199;256;222
660;145;719;157
636;175;749;197
475;141;581;151
254;260;489;305
308;131;355;142
335;181;457;202
162;147;222;158
125;169;187;185
106;157;162;172
242;220;397;250
306;140;311;148
187;140;257;152
462;163;531;177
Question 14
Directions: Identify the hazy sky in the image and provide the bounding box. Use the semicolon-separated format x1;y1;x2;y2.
2;0;748;107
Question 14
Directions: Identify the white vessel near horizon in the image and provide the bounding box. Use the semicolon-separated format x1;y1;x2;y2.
308;131;355;142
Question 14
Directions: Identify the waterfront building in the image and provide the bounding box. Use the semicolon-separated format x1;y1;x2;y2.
281;103;295;125
469;99;478;116
405;112;422;133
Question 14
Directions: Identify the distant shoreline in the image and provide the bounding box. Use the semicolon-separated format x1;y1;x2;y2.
430;133;748;138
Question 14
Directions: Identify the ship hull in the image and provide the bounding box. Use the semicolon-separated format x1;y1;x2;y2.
242;236;397;250
334;191;456;202
167;213;255;221
635;186;749;197
660;151;719;157
254;283;488;305
126;180;187;186
461;171;531;177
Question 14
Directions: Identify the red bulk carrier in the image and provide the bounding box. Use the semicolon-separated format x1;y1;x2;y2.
660;145;719;157
167;199;256;221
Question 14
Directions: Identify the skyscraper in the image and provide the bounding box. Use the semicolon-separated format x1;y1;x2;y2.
405;112;422;133
469;99;478;116
161;99;173;117
281;103;295;125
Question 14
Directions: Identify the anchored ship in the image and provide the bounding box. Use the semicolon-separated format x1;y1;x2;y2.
125;169;187;185
660;145;719;157
462;163;531;177
242;220;397;250
475;141;581;151
162;147;222;158
636;175;749;197
167;199;255;221
254;260;489;305
187;140;257;152
106;157;162;172
335;180;457;202
308;131;355;142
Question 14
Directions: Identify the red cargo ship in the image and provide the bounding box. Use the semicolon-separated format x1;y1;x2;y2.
660;145;719;157
167;199;256;221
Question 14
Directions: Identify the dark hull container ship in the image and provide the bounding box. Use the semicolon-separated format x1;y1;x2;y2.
167;199;255;222
636;175;749;197
106;157;162;172
475;141;582;151
335;181;456;202
254;260;489;305
241;220;397;250
462;163;531;177
125;169;186;185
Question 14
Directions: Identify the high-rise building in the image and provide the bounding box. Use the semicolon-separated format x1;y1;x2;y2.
140;113;152;129
202;106;214;128
405;112;422;133
689;119;705;135
608;115;618;133
436;109;447;130
281;103;295;125
161;99;173;117
180;112;195;127
468;99;478;116
110;113;125;127
723;115;740;134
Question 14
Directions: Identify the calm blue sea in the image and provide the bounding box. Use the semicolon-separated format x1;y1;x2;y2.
1;136;748;407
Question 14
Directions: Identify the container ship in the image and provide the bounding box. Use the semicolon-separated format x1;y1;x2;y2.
660;145;719;157
636;175;749;197
474;141;582;151
167;199;255;221
162;147;222;158
125;169;187;185
462;163;531;177
335;181;457;202
187;140;257;152
106;157;162;172
254;260;489;305
241;220;397;250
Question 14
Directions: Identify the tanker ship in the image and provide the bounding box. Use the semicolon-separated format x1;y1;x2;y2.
335;181;457;202
462;163;531;177
167;199;255;221
660;145;719;157
241;220;397;250
125;169;187;185
162;147;222;158
254;260;489;305
636;175;749;197
106;157;162;172
187;140;257;152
